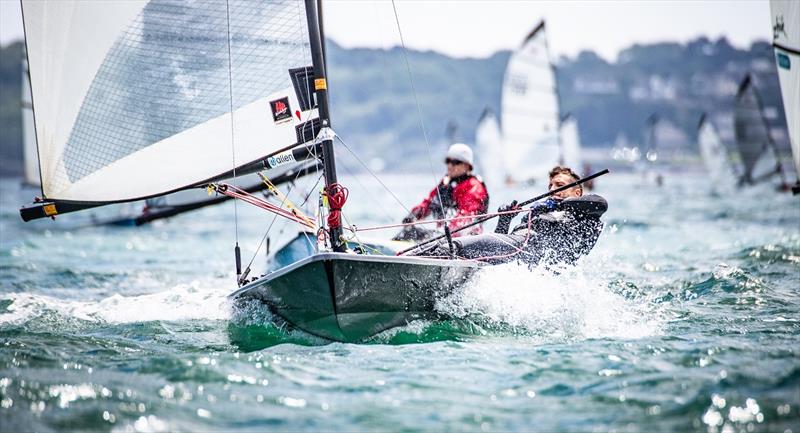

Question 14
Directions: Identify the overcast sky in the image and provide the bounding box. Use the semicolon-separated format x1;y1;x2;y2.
1;0;773;61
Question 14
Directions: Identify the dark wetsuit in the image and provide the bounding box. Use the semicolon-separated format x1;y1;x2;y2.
415;194;608;266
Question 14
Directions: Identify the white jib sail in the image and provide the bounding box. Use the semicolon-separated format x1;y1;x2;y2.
559;115;582;171
698;115;737;191
21;57;40;186
22;0;318;203
474;108;504;194
501;21;561;184
770;0;800;179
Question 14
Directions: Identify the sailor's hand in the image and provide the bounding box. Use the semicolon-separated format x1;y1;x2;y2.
529;198;558;215
402;213;415;224
497;200;519;213
494;201;518;234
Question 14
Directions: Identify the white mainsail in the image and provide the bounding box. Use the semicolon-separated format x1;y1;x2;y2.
559;114;582;171
21;56;40;187
22;0;318;205
697;114;737;192
501;21;561;185
474;108;504;193
770;0;800;182
734;76;783;185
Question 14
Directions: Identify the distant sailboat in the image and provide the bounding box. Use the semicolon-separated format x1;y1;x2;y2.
769;0;800;194
500;20;561;185
733;75;787;188
474;108;504;195
697;113;737;193
559;114;582;172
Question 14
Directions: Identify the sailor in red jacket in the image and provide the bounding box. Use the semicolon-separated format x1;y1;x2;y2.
401;143;489;239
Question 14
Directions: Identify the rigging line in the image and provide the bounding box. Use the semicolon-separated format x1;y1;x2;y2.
224;0;239;244
335;135;410;214
244;165;321;273
297;172;326;248
335;149;399;222
244;181;296;273
390;0;446;220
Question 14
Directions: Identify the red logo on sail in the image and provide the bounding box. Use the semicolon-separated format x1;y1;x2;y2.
270;97;292;123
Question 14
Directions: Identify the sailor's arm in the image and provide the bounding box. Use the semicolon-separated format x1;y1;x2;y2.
409;182;443;220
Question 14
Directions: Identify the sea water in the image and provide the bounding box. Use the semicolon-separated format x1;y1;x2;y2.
1;170;798;432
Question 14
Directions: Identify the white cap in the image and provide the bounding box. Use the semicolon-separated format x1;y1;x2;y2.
446;142;474;167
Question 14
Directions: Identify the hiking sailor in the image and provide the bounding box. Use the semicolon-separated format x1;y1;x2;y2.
397;143;489;240
415;166;607;266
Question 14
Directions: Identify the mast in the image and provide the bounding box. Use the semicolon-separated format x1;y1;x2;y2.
305;0;345;252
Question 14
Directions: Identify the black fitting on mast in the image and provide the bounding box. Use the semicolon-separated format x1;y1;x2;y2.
305;0;345;252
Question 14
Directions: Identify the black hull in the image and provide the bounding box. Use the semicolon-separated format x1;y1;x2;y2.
230;253;479;342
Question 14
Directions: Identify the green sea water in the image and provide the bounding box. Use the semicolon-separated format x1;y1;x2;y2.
1;171;798;432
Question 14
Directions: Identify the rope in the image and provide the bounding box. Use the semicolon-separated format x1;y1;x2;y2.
350;208;520;233
336;135;411;214
325;183;348;229
212;183;315;229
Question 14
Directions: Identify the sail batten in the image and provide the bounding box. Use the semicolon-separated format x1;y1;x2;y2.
22;0;317;206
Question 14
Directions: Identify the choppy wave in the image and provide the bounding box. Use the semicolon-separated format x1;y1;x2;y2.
0;283;230;330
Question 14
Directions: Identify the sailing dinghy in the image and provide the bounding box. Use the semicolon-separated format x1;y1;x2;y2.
733;75;788;189
769;0;800;194
19;0;482;342
475;108;504;196
697;113;738;193
500;21;561;186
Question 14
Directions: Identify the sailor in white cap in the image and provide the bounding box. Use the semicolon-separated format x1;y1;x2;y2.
397;143;490;241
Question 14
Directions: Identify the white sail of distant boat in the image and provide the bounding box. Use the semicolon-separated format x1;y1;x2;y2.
501;20;561;185
20;0;321;220
559;114;581;171
697;113;737;192
733;75;786;187
474;108;504;194
21;56;40;187
770;0;800;193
